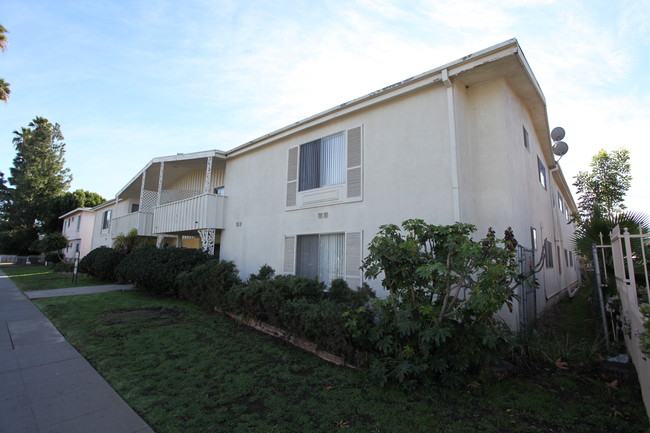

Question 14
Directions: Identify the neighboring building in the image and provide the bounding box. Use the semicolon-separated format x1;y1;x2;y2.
80;39;579;330
59;207;95;261
90;200;118;250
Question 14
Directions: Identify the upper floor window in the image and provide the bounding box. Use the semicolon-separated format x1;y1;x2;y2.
101;209;112;230
537;156;547;190
558;192;564;213
299;132;346;191
76;215;81;231
286;126;362;208
523;126;529;150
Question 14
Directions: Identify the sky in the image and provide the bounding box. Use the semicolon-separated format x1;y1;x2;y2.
0;0;649;215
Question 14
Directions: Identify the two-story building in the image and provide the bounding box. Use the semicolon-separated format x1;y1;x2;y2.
81;39;579;331
59;207;95;261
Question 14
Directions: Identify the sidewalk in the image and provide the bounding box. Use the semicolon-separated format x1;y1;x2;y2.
0;271;154;433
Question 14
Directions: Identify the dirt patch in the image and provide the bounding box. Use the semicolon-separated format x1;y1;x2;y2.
99;307;184;327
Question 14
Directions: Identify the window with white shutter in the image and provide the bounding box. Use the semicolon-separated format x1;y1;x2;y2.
286;231;363;289
285;126;363;209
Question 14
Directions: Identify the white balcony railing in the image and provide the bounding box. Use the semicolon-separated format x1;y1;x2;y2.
152;193;226;234
110;211;154;237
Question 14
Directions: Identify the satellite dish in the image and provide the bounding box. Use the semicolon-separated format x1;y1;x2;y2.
551;127;565;141
552;141;569;156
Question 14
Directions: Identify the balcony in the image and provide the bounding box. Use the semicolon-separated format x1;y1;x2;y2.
110;211;154;237
153;193;226;235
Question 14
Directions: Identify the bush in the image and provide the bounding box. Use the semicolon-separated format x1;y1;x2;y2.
44;251;62;264
79;246;109;274
348;220;522;388
53;261;74;273
177;260;241;309
90;247;125;281
116;247;209;296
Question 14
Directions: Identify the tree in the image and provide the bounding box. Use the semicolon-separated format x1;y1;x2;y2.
0;117;72;254
40;189;106;233
0;25;9;103
573;148;632;221
0;78;10;103
0;24;7;51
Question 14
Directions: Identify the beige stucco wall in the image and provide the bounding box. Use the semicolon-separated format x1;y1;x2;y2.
219;73;578;331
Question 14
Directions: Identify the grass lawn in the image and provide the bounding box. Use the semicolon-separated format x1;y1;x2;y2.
33;290;648;433
1;265;108;291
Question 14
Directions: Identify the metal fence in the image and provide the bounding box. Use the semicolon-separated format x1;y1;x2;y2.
0;255;45;265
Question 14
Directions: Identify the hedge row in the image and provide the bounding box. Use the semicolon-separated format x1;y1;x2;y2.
79;246;209;297
176;260;375;362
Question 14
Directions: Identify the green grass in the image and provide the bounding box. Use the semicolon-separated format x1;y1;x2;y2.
33;290;649;433
1;265;108;291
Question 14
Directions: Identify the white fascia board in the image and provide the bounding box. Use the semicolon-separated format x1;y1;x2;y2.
58;207;94;220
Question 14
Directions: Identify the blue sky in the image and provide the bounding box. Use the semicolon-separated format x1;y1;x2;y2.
1;0;649;215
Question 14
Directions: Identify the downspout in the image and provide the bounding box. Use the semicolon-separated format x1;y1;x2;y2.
442;69;461;222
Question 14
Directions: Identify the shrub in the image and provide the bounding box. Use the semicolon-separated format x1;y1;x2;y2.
177;260;241;309
116;247;209;296
53;261;74;273
44;251;62;264
327;279;375;308
348;220;522;388
79;246;109;274
89;247;125;281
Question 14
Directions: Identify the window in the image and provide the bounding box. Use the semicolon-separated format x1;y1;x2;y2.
101;209;112;230
557;192;564;213
557;246;562;274
76;215;81;231
537;156;547;190
296;233;345;287
299;132;346;191
284;231;362;288
564;248;569;267
286;126;362;208
214;186;225;195
530;227;538;250
569;251;574;267
545;240;553;268
523;126;530;150
131;203;140;213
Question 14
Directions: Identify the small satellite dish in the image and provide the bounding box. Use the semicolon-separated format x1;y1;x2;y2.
552;141;569;156
551;127;565;142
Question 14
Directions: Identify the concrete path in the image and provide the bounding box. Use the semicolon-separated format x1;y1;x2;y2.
0;272;154;433
25;284;135;300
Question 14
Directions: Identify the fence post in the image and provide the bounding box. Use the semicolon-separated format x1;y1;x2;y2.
592;243;610;351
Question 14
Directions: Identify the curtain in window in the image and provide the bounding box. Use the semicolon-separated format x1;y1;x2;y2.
319;233;344;287
296;234;319;279
299;140;320;191
320;133;345;187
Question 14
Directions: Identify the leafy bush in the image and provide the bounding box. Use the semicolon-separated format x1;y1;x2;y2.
89;247;125;281
53;261;74;273
116;247;209;296
346;220;522;388
79;246;109;274
44;251;62;264
177;260;241;309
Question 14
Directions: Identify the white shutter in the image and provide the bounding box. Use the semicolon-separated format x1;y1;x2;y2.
346;126;362;199
283;235;296;274
286;147;298;207
345;231;362;288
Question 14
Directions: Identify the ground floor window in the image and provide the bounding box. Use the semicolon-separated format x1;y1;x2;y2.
296;233;344;287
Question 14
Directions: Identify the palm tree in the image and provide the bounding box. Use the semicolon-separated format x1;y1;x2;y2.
0;25;9;103
0;25;8;52
0;78;10;103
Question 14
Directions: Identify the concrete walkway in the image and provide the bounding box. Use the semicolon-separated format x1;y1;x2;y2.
0;272;153;433
25;284;135;300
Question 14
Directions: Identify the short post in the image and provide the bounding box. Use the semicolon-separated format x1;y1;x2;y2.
72;251;80;284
